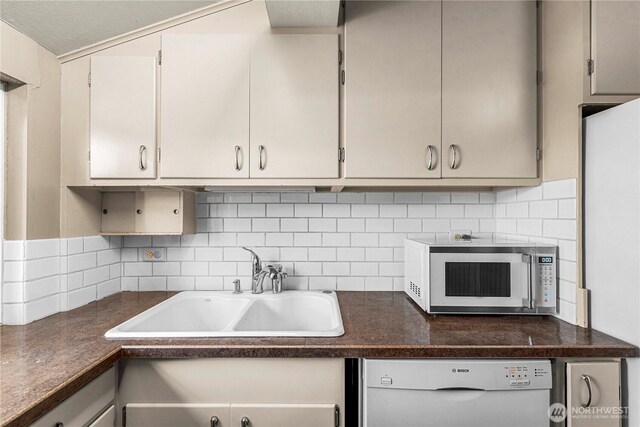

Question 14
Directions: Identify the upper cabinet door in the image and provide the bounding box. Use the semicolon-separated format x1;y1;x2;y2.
344;1;442;178
442;1;537;178
90;56;157;179
250;35;339;179
590;0;640;95
160;35;250;178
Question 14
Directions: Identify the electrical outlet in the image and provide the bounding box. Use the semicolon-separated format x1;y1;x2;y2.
449;230;473;242
141;248;165;262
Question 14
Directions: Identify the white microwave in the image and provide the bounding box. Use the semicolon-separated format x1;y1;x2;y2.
404;238;557;315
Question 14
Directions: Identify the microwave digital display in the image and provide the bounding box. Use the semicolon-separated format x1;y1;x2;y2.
538;257;553;264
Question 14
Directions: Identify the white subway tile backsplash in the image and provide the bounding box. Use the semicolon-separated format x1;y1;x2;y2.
25;239;60;260
337;193;365;203
337;277;364;291
451;192;479;204
543;179;576;200
4;182;582;326
25;257;60;280
558;199;576;219
309;193;337;203
281;218;308;232
237;204;264;217
423;192;451;204
224;218;252;232
181;262;209;276
436;205;464;218
365;193;393;204
139;277;167;291
465;205;493;219
380;204;407;218
252;193;280;203
544;220;577;240
195;276;223;290
236;232;265;247
309;218;336;232
267;204;294;217
351;204;379;218
308;247;336;261
506;202;529;218
167;247;195;261
516;186;542;202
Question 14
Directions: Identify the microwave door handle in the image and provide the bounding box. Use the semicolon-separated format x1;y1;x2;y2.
521;254;534;309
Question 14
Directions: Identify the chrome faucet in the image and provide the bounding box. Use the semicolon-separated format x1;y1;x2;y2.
241;247;287;294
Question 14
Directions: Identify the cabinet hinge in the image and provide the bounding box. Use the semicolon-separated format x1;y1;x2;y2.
536;70;541;85
157;147;161;163
338;147;345;162
122;406;127;427
587;59;594;76
334;405;340;427
88;72;91;87
341;70;345;85
88;150;91;163
536;147;541;160
158;50;162;66
338;49;343;65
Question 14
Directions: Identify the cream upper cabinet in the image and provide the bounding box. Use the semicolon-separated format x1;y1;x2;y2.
566;361;622;427
160;35;251;178
90;56;157;179
441;1;537;178
250;35;339;179
590;0;640;95
344;1;442;179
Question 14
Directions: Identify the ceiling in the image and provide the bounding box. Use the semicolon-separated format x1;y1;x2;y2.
0;0;220;55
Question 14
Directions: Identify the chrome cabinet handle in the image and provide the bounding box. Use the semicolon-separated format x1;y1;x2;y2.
426;145;435;170
448;144;459;169
235;145;241;171
241;416;250;427
258;145;266;170
581;374;593;408
210;416;219;427
139;145;147;171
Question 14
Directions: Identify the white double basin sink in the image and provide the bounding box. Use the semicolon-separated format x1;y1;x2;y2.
105;291;344;338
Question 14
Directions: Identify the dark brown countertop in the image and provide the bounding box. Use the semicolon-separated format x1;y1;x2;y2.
1;291;637;426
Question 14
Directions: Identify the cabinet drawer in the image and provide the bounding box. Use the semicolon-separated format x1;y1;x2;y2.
125;403;230;427
31;367;115;426
231;404;337;427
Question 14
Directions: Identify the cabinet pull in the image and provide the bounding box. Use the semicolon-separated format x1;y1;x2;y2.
580;374;593;408
139;145;147;171
258;145;266;171
210;415;219;426
241;416;250;427
426;145;435;171
448;144;459;170
235;146;241;171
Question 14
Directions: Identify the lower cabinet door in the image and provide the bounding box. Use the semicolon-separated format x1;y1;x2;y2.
89;405;115;427
124;404;231;427
230;404;337;427
566;361;621;427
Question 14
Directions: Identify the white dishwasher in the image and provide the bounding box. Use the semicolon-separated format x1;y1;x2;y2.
362;359;552;427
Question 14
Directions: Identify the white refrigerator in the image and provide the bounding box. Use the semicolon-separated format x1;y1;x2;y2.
584;98;640;427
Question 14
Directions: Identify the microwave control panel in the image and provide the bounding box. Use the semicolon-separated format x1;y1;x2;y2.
537;255;556;307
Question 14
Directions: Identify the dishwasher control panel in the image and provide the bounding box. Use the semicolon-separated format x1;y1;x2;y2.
365;359;553;391
504;362;551;388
